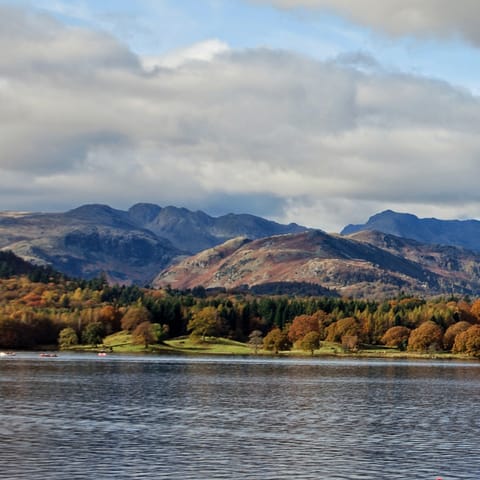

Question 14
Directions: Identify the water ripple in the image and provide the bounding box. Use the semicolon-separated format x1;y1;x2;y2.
1;356;479;479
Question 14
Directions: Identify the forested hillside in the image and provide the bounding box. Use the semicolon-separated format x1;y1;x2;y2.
1;252;480;357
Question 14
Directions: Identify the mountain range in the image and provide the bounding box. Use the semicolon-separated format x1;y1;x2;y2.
0;203;305;284
2;204;480;297
342;210;480;252
154;229;480;298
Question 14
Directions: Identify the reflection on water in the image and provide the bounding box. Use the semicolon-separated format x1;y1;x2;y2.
1;354;479;479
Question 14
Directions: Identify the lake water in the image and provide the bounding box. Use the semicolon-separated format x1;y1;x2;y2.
1;354;479;479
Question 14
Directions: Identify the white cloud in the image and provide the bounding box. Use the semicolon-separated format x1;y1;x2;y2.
256;0;480;45
2;6;480;231
142;39;230;70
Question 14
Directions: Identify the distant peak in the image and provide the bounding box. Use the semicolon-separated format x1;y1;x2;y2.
67;204;117;215
369;210;418;221
129;202;161;211
128;203;162;223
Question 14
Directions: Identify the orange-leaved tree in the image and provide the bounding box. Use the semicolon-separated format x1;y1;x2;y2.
288;314;320;345
381;326;411;350
326;317;360;343
443;321;471;351
407;321;443;352
453;324;480;356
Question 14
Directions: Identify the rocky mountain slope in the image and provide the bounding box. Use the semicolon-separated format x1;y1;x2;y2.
4;203;480;296
0;203;306;284
153;229;480;298
127;203;306;253
342;210;480;252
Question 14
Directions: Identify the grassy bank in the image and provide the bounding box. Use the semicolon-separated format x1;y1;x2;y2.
75;332;472;360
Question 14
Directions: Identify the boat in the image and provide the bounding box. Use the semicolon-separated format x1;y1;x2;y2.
97;352;107;357
0;352;16;357
39;353;58;358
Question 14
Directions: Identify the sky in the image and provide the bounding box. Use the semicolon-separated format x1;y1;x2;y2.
2;0;480;231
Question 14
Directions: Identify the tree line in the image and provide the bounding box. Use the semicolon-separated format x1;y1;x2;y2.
1;272;480;356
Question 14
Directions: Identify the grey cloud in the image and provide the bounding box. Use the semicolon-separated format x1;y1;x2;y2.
333;51;379;69
2;6;480;231
256;0;480;45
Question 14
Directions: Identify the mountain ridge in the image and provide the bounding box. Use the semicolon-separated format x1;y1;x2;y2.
3;204;480;297
0;203;308;284
154;229;466;298
341;210;480;252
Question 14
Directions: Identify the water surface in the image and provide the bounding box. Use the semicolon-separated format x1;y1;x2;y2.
1;353;479;479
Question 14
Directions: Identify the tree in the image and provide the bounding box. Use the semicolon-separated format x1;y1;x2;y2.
97;305;121;334
453;325;480;356
443;321;471;351
288;314;319;345
0;317;30;348
187;306;219;341
407;321;443;353
325;317;360;343
132;321;158;348
121;305;152;333
300;331;320;355
81;322;105;347
263;328;290;354
58;327;78;350
248;329;264;354
469;299;480;320
381;326;411;350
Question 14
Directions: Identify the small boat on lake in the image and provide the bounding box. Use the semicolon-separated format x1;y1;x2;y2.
97;352;107;357
0;352;16;357
39;353;58;358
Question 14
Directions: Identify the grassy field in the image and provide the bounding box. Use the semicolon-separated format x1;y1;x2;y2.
100;332;254;355
76;332;469;360
165;337;253;355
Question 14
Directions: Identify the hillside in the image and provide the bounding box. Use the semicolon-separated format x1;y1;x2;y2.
342;210;480;252
0;204;307;284
0;207;182;284
0;250;66;282
153;230;464;298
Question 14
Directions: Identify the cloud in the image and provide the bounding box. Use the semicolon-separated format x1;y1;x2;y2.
256;0;480;45
2;6;480;231
142;39;230;70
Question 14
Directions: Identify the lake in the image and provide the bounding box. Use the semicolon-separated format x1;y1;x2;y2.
1;353;479;479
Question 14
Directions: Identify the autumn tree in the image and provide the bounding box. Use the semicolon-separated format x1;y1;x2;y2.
470;299;480;321
453;301;477;324
407;321;443;353
187;306;220;341
381;326;411;350
288;314;319;345
132;321;158;349
263;328;290;354
325;317;360;343
121;305;152;333
97;305;121;334
453;325;480;356
443;321;471;351
313;310;331;340
300;331;320;355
